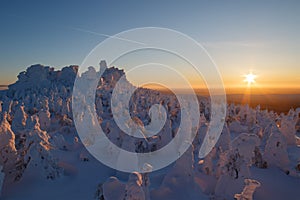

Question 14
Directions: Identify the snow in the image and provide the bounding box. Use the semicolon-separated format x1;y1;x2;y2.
234;179;261;200
0;165;4;197
102;177;125;200
0;63;299;199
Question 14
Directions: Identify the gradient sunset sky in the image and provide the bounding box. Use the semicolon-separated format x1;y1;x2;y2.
0;1;299;92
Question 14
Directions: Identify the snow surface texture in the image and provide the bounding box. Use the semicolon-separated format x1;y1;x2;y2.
0;63;299;199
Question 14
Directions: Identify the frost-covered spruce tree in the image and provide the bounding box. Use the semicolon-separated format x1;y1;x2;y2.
226;149;244;179
123;172;145;200
94;183;104;200
11;104;27;134
202;147;216;175
279;109;298;145
9;101;19;116
259;120;277;152
157;116;172;149
19;115;62;180
234;179;261;200
102;177;125;200
217;133;258;179
37;98;51;131
214;148;245;200
252;146;267;169
214;133;259;200
231;133;260;167
0;112;18;182
215;147;228;179
152;146;206;199
141;165;152;200
61;97;71;118
263;124;290;171
256;108;273;132
0;97;12;114
215;124;231;152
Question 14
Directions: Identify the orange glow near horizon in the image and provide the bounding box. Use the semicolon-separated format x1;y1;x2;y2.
138;66;300;95
1;66;299;95
142;82;300;95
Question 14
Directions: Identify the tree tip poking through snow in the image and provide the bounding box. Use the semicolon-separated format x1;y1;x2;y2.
234;179;261;200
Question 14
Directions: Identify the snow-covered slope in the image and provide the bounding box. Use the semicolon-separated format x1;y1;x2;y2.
0;63;299;200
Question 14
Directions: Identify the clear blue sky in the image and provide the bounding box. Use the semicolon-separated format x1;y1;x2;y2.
0;0;299;90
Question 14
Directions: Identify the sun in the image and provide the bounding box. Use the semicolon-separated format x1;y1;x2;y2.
244;73;257;86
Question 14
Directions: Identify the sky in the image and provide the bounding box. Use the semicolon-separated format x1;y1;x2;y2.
0;0;299;93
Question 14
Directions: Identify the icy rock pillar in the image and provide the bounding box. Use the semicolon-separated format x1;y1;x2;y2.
234;179;261;200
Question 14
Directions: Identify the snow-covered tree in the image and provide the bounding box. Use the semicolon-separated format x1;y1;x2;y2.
0;112;18;182
279;109;298;145
19;115;62;180
102;177;125;200
234;179;261;200
124;172;145;200
263;125;290;171
11;104;27;134
37;99;51;131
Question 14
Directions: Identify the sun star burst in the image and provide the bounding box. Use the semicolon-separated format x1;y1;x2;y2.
244;73;257;86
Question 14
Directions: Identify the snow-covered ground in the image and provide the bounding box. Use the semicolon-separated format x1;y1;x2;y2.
0;63;299;200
